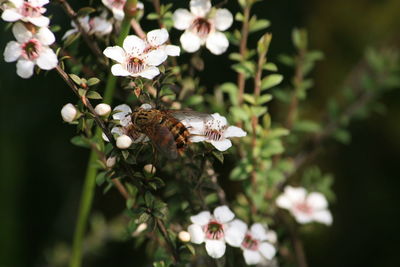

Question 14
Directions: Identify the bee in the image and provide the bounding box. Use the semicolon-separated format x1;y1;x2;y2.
130;108;211;159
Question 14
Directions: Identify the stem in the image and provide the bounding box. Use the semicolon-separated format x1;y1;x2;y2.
66;1;139;266
156;218;179;264
237;4;251;108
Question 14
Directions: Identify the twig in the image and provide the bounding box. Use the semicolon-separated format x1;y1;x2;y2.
237;4;251;108
131;19;146;39
156;218;179;264
56;0;105;65
151;0;164;28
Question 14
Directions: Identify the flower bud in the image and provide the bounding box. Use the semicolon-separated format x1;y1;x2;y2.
132;223;147;237
106;156;116;168
94;103;111;116
61;103;77;122
116;135;132;149
140;103;152;110
171;101;181;110
143;164;156;174
178;231;191;242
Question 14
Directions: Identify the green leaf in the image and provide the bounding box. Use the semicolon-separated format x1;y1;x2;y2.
231;61;256;78
333;129;351;144
147;12;159;20
243;93;256;105
137;212;150;224
261;74;283;90
293;120;321;133
249;19;270;33
185;95;203;106
219;82;238;106
77;7;96;17
144;192;155;207
186;244;196;255
87;77;100;86
69;74;82;85
257;94;273;105
235;12;244;21
263;62;278;72
86;91;102;99
212;151;224;164
70;136;90;148
95;172;107;186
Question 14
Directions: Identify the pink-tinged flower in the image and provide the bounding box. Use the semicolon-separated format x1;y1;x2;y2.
173;0;233;55
102;0;144;21
1;0;50;27
102;104;149;144
181;113;247;151
144;28;180;57
188;205;243;259
62;14;113;40
276;186;333;225
229;221;277;265
103;34;167;79
3;22;57;78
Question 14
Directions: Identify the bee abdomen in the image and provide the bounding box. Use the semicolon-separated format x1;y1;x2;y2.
164;119;190;153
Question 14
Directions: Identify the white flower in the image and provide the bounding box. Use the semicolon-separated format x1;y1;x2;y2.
94;103;112;116
173;0;233;55
61;103;78;123
62;14;113;40
102;104;149;144
145;28;180;57
103;34;167;79
187;205;242;259
181;113;246;152
4;22;57;78
1;0;50;27
276;186;333;225
178;231;191;242
102;0;144;21
232;222;277;265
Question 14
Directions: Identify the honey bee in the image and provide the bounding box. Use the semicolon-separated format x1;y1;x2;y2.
130;108;211;159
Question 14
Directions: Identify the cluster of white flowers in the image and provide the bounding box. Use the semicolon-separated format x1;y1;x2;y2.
173;0;233;55
103;29;180;80
2;0;58;78
188;206;277;265
276;186;333;225
62;12;113;40
102;0;144;21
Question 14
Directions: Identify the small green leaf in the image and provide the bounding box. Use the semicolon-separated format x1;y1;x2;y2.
212;151;224;164
86;91;102;99
69;73;82;85
95;172;107;186
263;62;278;72
250;19;270;33
70;136;90;148
137;212;150;224
261;74;283;90
87;77;100;86
77;7;96;17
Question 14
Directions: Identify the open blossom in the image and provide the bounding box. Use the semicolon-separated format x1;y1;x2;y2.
145;28;180;57
103;34;167;79
102;0;144;21
4;22;57;78
102;104;149;144
188;206;244;259
229;221;277;265
173;0;233;55
62;14;113;40
181;113;247;151
1;0;50;27
276;186;333;225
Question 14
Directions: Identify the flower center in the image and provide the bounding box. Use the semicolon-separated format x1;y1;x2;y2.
191;18;212;39
21;39;41;60
126;56;145;74
295;202;313;215
109;0;126;9
203;221;224;240
21;2;42;17
241;234;260;251
203;119;226;141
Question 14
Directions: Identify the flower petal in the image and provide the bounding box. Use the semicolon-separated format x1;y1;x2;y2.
206;31;229;55
112;7;124;21
306;192;328;210
123;35;145;56
224;219;247;247
292;211;313;224
62;29;77;40
139;66;160;80
250;223;268;241
205;240;226;259
165;45;181;56
12;22;32;43
111;127;123;136
36;47;58;70
312;210;333;225
259;242;276;260
214;9;233;31
224;126;247;138
28;16;50;27
173;9;194;30
144;49;167;66
276;195;292;210
9;0;23;7
190;0;211;17
213;205;234;223
284;186;307;203
16;59;35;78
180;31;201;53
4;41;21;62
189;135;207;142
147;28;169;47
36;27;55;45
111;64;131;76
190;211;211;226
210;139;232;152
103;46;126;63
1;9;22;23
188;224;205;244
113;104;132;119
243;249;262;265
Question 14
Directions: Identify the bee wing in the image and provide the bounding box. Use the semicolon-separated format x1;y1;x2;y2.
144;124;178;159
168;110;213;124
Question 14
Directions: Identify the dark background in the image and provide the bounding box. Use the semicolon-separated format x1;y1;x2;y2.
1;0;400;266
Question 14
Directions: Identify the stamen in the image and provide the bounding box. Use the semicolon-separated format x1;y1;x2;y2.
204;221;224;240
126;56;145;74
295;202;313;214
21;39;41;60
241;234;260;251
190;18;212;39
21;2;42;17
